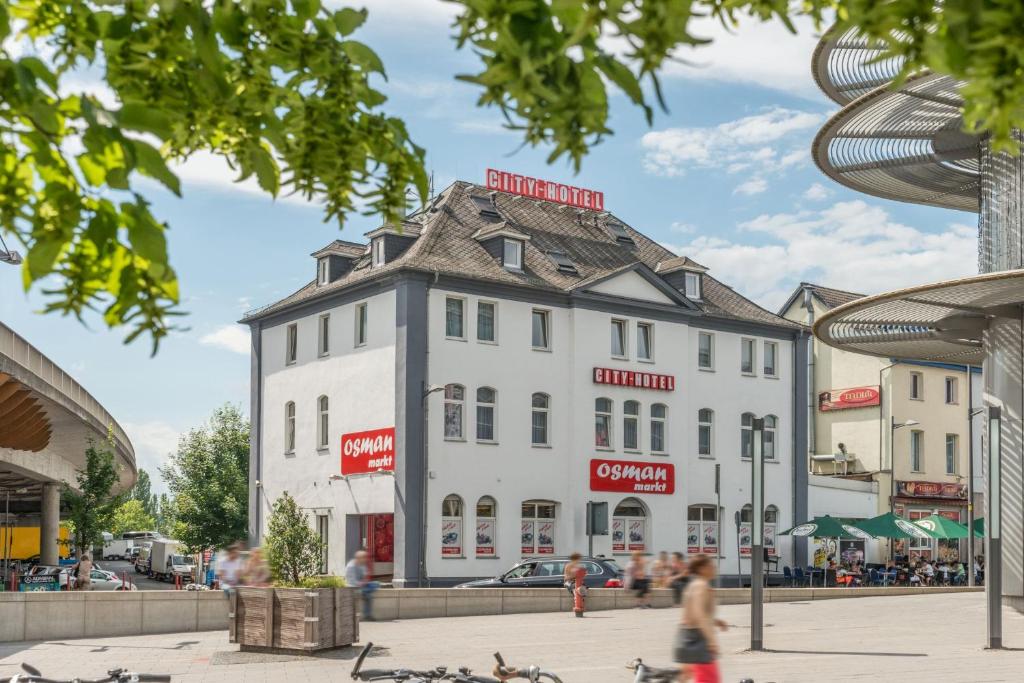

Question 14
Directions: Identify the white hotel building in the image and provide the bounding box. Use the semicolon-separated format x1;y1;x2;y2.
243;178;810;585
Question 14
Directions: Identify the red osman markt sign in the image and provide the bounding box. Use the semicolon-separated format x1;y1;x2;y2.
819;385;880;412
341;427;395;476
590;458;675;495
486;168;605;211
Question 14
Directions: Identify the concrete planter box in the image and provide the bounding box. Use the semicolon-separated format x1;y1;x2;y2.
229;586;358;654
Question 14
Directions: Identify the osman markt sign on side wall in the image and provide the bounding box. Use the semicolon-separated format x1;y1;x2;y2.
818;385;880;412
486;168;605;211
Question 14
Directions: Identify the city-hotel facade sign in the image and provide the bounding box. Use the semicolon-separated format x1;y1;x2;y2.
486;168;605;211
593;367;676;391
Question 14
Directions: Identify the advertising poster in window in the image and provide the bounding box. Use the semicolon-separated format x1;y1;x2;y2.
764;524;776;557
612;518;625;552
476;518;496;557
702;523;718;555
521;520;535;554
627;519;645;551
536;521;555;554
686;523;700;555
739;523;752;556
441;518;462;556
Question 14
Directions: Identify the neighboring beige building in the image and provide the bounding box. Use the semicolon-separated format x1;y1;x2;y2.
781;284;981;562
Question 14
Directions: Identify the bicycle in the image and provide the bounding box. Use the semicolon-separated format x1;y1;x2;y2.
0;663;170;683
626;658;677;683
350;642;458;683
492;652;562;683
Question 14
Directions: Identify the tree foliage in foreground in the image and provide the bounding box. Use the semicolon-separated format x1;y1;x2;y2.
160;404;248;552
2;1;1022;349
63;439;122;553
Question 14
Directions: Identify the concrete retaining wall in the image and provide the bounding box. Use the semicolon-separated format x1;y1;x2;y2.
0;586;981;643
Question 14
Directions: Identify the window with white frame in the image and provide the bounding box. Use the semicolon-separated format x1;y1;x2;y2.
532;309;550;350
595;398;613;448
286;324;298;365
910;371;923;400
610;319;627;358
698;408;713;457
741;338;756;374
444;384;465;440
503;239;522;269
739;504;753;556
531;393;550;446
441;495;464;557
316;514;329;573
355;303;367;346
521;501;556;555
911;430;924;471
684;272;702;300
477;301;496;343
623;400;640;451
945;376;958;404
698;331;714;370
945;433;958;474
476;387;496;442
612;498;648;553
764;414;777;460
637;322;653;361
371;237;385;267
650;403;667;453
741;412;755;458
476;496;497;557
318;314;330;356
686;505;718;555
446;297;465;339
763;341;777;377
317;395;329;449
765;505;779;556
317;258;329;285
284;401;296;453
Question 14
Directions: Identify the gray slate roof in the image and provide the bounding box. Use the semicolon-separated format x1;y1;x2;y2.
778;283;865;316
244;181;802;331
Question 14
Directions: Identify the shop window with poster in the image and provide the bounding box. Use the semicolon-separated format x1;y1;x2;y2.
521;501;556;555
442;494;464;557
613;498;648;554
476;496;497;558
739;505;777;557
686;505;718;556
739;505;752;556
764;505;778;557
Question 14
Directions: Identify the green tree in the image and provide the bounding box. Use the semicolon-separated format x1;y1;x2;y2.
155;492;175;537
160;404;248;552
63;440;122;553
2;2;1022;348
264;491;323;586
128;468;155;517
109;498;155;536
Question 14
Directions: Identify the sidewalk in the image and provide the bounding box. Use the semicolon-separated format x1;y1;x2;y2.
2;592;1023;682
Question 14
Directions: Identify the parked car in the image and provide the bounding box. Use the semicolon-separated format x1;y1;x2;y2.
454;556;623;589
84;569;137;591
25;564;75;591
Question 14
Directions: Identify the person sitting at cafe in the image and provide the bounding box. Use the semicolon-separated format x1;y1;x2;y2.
909;561;922;586
953;562;966;585
847;562;864;587
922;560;936;586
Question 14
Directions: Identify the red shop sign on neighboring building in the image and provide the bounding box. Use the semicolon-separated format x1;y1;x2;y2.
486;168;605;211
589;458;675;495
341;427;396;476
896;481;967;500
593;368;675;391
819;385;880;412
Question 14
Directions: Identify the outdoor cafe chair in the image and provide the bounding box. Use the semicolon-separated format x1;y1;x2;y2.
793;566;809;587
783;566;794;587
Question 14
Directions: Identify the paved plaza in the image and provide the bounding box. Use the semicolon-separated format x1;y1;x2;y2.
2;592;1024;682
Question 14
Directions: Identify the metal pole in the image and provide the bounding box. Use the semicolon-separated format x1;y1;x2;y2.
734;511;741;588
986;406;1002;649
2;490;8;591
586;502;594;558
751;417;765;651
966;367;976;586
715;464;721;589
889;416;896;561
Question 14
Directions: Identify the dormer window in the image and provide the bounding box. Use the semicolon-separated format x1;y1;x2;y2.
371;237;385;267
684;272;702;300
317;258;329;285
503;238;522;270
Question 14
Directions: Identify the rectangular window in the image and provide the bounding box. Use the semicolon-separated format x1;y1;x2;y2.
763;342;777;377
623;402;639;451
285;402;296;453
476;387;496;442
741;338;755;375
317;258;329;285
637;323;653;361
286;324;298;365
698;409;713;457
318;314;330;356
317;515;329;574
532;309;550;350
945;434;958;474
531;394;550;446
945;377;957;404
650;404;667;453
444;385;465;440
698;332;714;370
610;319;627;358
355;303;368;346
371;237;385;267
477;301;496;343
910;372;923;400
446;297;465;339
503;239;522;269
595;398;612;448
684;272;701;299
911;430;923;472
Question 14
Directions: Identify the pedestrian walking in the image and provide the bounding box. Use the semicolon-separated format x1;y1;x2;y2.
242;547;271;587
563;552;587;617
75;553;93;591
625;550;651;608
216;541;244;597
345;549;379;621
675;554;727;683
651;551;670;588
669;551;690;605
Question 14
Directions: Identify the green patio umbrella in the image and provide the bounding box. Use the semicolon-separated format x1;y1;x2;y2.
912;514;972;539
854;512;932;540
780;515;874;539
973;518;984;536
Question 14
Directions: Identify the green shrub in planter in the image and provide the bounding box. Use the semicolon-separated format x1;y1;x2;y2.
264;491;323;586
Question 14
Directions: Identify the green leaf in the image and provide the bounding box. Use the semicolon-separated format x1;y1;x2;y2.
250;146;279;196
130;140;182;197
117;102;174;139
342;40;386;77
24;237;65;282
77;153;108;187
333;7;367;36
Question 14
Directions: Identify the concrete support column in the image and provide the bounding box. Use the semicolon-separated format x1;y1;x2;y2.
39;483;59;566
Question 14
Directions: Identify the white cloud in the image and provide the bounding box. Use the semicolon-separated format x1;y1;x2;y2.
122;421;182;489
667;200;978;310
640;107;824;179
199;325;251;355
803;182;831;201
734;177;768;196
670;221;697;235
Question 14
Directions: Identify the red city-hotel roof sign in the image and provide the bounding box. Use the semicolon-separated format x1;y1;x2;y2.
486;168;605;211
593;367;675;391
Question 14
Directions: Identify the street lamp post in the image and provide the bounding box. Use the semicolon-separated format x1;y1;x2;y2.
987;406;1002;649
750;417;765;651
419;384;446;588
968;402;985;587
889;417;920;559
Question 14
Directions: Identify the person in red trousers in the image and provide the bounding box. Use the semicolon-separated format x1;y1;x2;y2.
563;553;588;617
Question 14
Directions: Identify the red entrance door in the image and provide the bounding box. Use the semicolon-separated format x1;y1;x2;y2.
361;514;394;579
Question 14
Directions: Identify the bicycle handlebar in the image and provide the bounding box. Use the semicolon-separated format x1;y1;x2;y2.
352;642;374;679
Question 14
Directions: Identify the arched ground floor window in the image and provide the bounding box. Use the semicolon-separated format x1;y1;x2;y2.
442;494;464;557
521;500;556;555
476;496;497;557
612;497;648;554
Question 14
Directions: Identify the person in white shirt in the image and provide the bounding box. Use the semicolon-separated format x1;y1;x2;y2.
216;542;243;596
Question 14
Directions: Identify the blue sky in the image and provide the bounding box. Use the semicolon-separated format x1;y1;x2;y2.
0;3;977;490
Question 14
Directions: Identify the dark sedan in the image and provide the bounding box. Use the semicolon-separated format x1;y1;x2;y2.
454;556;623;589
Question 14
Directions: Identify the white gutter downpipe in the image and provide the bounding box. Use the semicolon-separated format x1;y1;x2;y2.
803;288;817;462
